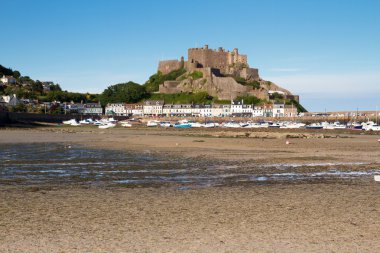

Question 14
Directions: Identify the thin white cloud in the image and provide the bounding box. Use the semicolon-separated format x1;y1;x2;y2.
269;68;303;72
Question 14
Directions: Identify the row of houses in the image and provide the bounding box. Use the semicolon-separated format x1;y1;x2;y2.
0;75;54;92
1;95;297;118
105;100;298;118
0;94;103;115
0;75;17;85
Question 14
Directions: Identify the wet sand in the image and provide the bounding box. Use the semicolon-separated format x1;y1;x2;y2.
0;127;379;252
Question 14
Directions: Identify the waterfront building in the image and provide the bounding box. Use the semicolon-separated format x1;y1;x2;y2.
273;102;285;117
231;100;244;115
192;104;202;117
252;106;264;117
200;104;212;117
264;104;273;117
105;103;127;116
143;100;164;116
81;103;103;115
284;104;298;117
131;104;143;116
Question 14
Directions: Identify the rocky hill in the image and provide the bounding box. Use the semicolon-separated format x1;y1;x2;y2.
155;45;299;102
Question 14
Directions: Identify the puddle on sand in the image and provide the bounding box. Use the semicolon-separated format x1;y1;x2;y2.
0;143;379;189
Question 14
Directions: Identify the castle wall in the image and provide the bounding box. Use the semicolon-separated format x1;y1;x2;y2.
212;76;251;100
158;60;182;75
158;81;182;94
188;47;248;72
240;68;259;80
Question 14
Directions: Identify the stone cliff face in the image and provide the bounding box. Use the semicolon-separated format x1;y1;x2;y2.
159;69;295;101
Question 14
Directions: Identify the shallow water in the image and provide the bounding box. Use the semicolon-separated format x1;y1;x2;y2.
0;143;378;188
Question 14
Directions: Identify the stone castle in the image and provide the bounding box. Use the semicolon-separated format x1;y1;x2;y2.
158;45;298;101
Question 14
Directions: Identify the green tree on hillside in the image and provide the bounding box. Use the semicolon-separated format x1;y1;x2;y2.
235;94;262;105
100;81;147;106
12;71;21;79
0;65;13;76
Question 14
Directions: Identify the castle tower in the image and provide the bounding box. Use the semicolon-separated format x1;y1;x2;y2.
233;48;239;63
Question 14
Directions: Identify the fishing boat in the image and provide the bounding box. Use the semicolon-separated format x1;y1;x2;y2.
62;119;77;125
98;122;116;129
362;121;380;131
188;121;203;128
120;121;132;127
202;122;218;128
223;121;241;128
173;122;191;128
347;122;362;130
332;122;346;129
159;121;172;127
306;123;324;129
79;118;94;125
146;120;160;127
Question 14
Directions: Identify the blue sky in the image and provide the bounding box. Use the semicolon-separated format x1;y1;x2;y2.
1;0;379;111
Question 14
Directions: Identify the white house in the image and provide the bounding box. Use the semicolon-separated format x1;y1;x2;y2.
82;103;103;115
241;104;253;116
106;103;127;116
252;106;264;117
284;104;298;117
191;104;202;117
0;75;16;85
200;104;212;117
162;104;172;116
221;104;231;117
143;100;164;116
264;104;273;117
273;103;285;117
131;104;143;116
1;94;19;106
211;104;224;117
181;104;192;116
231;100;244;115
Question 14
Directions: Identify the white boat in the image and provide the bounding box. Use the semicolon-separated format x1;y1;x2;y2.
223;121;241;128
107;117;118;123
332;122;346;129
188;121;202;128
120;122;132;128
306;123;324;129
62;119;77;125
98;123;116;129
202;122;218;128
159;121;172;127
362;121;380;131
239;122;249;128
93;120;104;126
245;122;262;128
258;122;270;128
147;120;160;127
280;122;305;129
79;119;94;125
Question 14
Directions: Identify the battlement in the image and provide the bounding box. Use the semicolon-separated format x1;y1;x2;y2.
187;45;247;70
158;45;256;79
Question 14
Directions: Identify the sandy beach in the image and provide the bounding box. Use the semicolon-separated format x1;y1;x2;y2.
0;127;379;252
